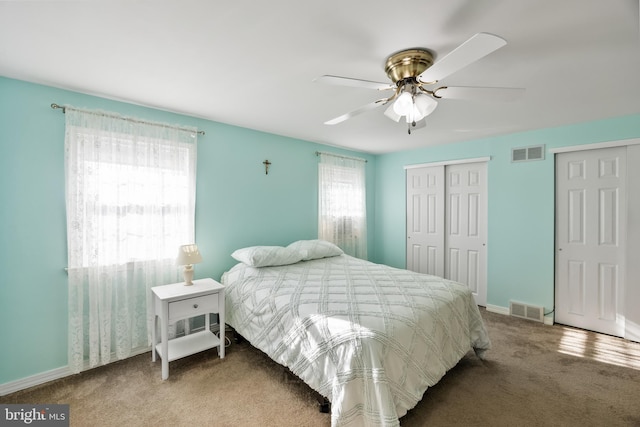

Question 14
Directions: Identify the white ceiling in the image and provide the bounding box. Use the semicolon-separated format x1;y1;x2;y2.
1;1;639;154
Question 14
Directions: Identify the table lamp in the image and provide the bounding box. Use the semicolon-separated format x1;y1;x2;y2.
176;244;203;286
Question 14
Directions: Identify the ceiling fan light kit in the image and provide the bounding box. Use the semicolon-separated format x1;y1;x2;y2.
389;85;438;123
317;32;524;134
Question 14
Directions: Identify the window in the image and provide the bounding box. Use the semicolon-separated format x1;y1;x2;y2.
68;136;195;266
318;152;367;259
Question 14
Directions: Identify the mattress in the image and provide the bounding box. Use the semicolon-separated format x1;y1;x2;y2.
221;254;491;426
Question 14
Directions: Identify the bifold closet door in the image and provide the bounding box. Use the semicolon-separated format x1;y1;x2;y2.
406;162;487;306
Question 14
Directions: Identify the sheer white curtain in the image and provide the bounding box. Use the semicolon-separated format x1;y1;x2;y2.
318;152;367;259
64;108;198;373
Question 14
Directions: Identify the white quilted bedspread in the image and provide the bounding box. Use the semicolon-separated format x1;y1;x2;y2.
221;255;491;426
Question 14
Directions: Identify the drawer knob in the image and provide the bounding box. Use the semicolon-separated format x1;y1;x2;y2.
193;303;199;309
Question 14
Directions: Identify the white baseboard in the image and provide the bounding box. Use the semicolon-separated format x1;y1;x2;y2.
486;304;510;316
486;303;554;326
0;324;224;396
0;366;71;396
0;346;151;396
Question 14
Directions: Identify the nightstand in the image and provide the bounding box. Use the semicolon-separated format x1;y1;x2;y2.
151;278;225;380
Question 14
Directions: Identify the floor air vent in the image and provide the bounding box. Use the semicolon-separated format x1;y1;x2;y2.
509;301;544;322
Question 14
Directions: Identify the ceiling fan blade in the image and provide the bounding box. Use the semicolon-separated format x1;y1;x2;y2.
434;86;525;102
324;99;387;125
314;75;394;91
418;33;507;83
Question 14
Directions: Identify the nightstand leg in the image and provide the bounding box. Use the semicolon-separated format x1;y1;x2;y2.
152;314;157;362
219;291;225;359
161;301;169;380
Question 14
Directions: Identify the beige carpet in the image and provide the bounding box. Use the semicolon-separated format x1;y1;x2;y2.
3;309;640;426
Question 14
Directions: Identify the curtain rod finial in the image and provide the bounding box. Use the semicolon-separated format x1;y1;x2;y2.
51;103;66;113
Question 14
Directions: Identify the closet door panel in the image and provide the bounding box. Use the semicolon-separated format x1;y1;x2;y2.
445;163;487;306
406;166;444;277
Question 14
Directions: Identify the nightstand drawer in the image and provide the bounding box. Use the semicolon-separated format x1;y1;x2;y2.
169;294;218;322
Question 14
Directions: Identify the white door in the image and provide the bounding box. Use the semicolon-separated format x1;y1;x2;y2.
445;163;487;306
406;165;445;277
555;147;626;337
406;162;487;306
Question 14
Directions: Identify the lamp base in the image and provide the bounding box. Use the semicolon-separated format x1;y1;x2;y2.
183;265;194;286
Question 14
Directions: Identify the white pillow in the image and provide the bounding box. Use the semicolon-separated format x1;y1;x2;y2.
231;246;303;267
287;239;344;261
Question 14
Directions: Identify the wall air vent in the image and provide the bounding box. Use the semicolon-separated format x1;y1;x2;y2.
511;145;545;162
509;301;544;322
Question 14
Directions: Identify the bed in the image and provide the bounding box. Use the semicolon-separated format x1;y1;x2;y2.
221;240;491;427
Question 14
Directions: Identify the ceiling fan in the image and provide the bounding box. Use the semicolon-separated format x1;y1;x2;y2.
316;33;524;134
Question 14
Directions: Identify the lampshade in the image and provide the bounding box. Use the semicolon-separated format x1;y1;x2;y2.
384;103;402;122
392;91;413;116
412;93;438;120
176;244;203;266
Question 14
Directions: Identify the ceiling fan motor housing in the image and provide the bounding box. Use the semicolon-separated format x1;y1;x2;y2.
384;48;434;84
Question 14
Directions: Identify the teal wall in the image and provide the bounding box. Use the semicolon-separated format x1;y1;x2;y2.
373;114;640;315
0;77;375;386
2;74;639;390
